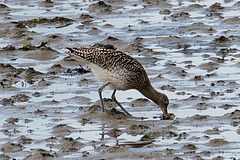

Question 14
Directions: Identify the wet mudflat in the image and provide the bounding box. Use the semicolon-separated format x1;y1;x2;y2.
0;0;240;159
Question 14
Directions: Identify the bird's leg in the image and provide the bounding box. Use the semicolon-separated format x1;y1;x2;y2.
98;82;109;112
111;90;132;116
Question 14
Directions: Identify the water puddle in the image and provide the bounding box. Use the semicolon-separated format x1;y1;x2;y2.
1;0;240;159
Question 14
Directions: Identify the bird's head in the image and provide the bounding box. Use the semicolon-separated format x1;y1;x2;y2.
157;93;169;115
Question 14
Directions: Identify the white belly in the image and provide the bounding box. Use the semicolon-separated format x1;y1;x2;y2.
88;63;126;90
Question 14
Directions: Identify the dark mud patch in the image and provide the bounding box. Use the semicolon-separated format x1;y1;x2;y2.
53;124;74;137
126;124;150;136
212;36;231;46
0;63;18;73
129;98;150;107
190;114;210;120
88;1;112;14
183;4;204;11
0;45;16;51
1;0;240;159
204;127;222;135
1;43;59;61
0;4;9;9
1;143;23;153
0;94;29;106
12;17;74;28
94;98;117;109
171;12;190;21
24;149;57;160
182;143;197;150
224;109;240;119
179;22;215;33
58;137;83;152
80;105;127;122
24;47;59;61
199;62;219;72
65;66;90;75
222;17;240;24
208;3;224;12
18;136;33;145
206;138;229;147
48;64;67;74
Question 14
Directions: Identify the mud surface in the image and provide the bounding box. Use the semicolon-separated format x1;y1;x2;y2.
0;0;240;159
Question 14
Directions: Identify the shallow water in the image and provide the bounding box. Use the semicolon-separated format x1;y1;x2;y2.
1;0;240;159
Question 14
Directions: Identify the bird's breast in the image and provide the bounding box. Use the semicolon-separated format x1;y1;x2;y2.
89;63;130;90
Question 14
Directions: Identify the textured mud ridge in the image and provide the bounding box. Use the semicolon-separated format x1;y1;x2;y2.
0;0;240;159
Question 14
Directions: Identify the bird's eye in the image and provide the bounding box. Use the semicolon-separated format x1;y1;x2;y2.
165;102;168;107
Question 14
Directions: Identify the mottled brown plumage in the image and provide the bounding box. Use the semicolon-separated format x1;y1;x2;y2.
66;47;169;116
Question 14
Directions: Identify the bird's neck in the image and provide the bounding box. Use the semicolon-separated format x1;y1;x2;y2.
138;83;159;104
